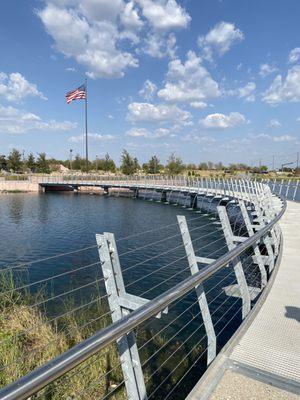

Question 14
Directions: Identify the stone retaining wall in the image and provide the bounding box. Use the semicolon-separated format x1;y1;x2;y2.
0;181;39;192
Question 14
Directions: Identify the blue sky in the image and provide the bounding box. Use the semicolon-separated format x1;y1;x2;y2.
0;0;300;168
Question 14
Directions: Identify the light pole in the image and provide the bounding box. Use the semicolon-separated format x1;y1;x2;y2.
69;149;73;170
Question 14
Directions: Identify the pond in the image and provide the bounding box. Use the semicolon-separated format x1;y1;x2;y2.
0;192;253;399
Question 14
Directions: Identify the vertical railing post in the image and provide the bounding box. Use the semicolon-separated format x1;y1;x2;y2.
252;200;275;272
238;201;267;288
177;216;217;364
217;205;251;318
293;180;299;201
96;233;148;400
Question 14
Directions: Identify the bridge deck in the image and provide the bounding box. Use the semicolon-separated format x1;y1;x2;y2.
188;200;300;399
229;199;300;384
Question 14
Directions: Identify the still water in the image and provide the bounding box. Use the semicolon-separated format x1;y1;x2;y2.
0;192;249;399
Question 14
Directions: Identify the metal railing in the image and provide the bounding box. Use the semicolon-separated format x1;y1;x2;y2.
258;178;300;202
0;179;285;400
1;173;299;201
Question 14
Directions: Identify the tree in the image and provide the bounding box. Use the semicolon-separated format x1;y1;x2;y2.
147;155;161;174
36;153;50;174
207;161;214;170
26;153;36;172
72;154;85;170
186;163;197;171
120;150;139;175
0;155;7;171
166;153;185;175
7;149;22;172
198;162;208;170
103;153;116;172
95;153;116;172
215;162;224;170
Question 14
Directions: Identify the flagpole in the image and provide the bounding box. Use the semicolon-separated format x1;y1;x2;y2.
85;78;88;170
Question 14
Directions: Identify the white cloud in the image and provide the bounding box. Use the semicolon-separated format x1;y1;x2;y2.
139;79;157;101
251;133;296;142
38;0;190;77
288;48;300;64
127;102;192;125
125;127;173;138
38;3;139;79
0;104;76;134
200;112;246;129
158;51;220;103
262;65;300;104
182;134;216;144
79;0;124;22
0;72;46;102
268;119;281;128
121;1;144;29
142;32;177;58
251;133;272;140
126;141;174;149
136;0;191;31
273;135;296;142
198;22;244;61
154;127;172;137
190;101;208;109
227;82;256;102
69;133;115;142
259;63;278;77
126;127;150;137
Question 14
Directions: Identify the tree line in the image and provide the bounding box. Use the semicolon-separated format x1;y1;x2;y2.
0;148;271;175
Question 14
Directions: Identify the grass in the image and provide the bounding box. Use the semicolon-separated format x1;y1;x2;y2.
0;272;125;399
0;271;205;399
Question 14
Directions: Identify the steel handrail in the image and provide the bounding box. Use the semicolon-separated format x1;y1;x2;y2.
0;197;286;400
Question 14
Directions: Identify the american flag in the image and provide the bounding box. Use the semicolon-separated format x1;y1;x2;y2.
66;84;86;104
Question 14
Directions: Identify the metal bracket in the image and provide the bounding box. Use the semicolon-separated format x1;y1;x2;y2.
217;206;251;319
177;215;217;365
96;232;154;400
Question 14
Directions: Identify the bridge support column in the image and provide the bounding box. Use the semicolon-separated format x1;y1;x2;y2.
190;193;197;209
135;188;139;198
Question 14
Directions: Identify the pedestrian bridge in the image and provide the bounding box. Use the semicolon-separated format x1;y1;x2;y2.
188;199;300;400
0;177;299;400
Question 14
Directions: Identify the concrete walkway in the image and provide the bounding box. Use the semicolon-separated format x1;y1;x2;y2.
228;200;300;384
188;200;300;399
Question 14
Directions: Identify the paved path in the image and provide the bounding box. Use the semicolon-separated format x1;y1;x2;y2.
188;200;300;399
229;200;300;384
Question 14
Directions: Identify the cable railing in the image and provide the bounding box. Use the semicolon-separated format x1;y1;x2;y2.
2;173;299;201
257;177;300;202
0;179;285;400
